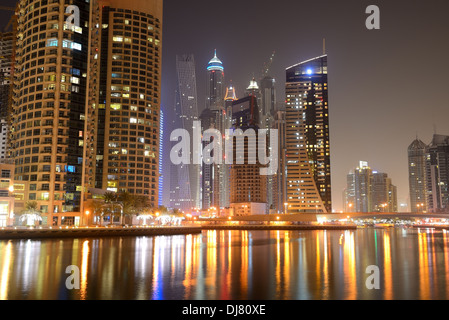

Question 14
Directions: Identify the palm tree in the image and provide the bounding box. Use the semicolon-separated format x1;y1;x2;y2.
85;199;104;226
20;201;42;227
118;191;137;225
102;192;121;226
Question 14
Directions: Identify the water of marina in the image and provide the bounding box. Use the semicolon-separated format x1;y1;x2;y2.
0;227;448;300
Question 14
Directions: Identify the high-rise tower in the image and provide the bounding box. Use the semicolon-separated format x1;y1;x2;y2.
87;0;163;209
285;55;331;213
201;50;228;211
408;138;427;212
230;95;267;216
11;0;163;226
170;54;200;212
425;134;449;213
11;0;92;225
206;49;224;110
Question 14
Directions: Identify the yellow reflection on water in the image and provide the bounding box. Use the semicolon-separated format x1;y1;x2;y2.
275;230;281;296
206;230;217;294
323;231;330;299
284;231;290;297
444;231;449;297
316;232;321;290
80;240;89;300
183;234;193;299
383;231;392;300
343;231;356;299
240;230;249;297
0;241;12;300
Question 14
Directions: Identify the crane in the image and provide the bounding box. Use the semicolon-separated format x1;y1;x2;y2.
0;6;16;32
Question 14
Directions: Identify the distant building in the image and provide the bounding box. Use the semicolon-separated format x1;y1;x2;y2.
345;161;398;213
285;55;331;213
425;134;449;213
408;138;427;212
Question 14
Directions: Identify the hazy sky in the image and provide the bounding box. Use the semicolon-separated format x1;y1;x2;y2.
2;0;449;211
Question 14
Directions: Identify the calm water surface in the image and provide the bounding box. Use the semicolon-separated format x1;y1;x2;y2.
0;228;448;300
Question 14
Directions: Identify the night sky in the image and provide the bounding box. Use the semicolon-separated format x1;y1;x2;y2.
2;0;449;211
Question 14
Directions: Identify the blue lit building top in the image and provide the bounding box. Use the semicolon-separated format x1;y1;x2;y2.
207;49;224;71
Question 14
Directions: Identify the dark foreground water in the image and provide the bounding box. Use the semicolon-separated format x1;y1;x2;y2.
0;227;448;300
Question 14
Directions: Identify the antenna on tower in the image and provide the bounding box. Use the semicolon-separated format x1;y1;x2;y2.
323;38;326;55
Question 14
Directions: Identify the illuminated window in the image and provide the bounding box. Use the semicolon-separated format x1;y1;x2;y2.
46;38;58;47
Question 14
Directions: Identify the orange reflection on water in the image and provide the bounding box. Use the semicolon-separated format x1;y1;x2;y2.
206;230;218;295
240;231;249;298
418;232;430;299
275;231;281;296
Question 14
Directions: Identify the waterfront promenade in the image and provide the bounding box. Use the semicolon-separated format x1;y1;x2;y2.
0;226;203;240
0;223;358;240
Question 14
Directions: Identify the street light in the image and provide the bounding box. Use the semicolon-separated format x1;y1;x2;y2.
84;210;90;227
284;203;288;214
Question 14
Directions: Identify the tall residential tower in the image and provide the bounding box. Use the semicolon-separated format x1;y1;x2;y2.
408;138;427;212
285;55;331;213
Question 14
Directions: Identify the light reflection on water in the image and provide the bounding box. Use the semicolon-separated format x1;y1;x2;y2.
0;228;448;300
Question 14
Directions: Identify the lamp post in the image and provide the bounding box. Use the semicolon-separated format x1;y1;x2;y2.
84;210;90;227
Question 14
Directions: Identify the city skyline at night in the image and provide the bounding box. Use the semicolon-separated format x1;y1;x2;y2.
2;0;449;213
2;0;449;308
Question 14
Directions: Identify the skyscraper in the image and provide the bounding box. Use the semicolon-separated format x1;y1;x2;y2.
273;109;286;213
86;0;163;208
408;138;427;212
201;50;228;211
170;54;200;212
158;110;164;207
425;134;449;213
206;49;224;110
11;0;93;225
11;0;163;226
0;31;14;160
230;95;267;216
285;55;331;213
